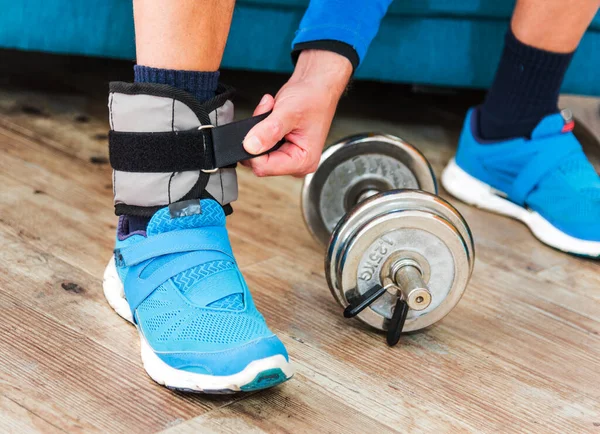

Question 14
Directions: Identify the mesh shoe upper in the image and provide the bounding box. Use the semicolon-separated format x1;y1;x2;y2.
528;154;600;230
114;200;287;375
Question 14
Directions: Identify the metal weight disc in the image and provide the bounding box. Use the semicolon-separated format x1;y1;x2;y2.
302;133;437;246
326;190;474;332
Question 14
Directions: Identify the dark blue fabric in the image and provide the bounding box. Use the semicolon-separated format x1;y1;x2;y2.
478;29;574;141
133;65;220;102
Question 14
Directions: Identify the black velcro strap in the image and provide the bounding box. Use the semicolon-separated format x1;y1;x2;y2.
109;111;283;173
109;130;213;172
211;111;283;167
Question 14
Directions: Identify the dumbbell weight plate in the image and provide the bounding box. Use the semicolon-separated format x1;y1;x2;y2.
326;190;474;333
302;133;437;246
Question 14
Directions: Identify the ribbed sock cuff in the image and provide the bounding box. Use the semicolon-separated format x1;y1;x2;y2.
479;28;574;141
133;65;220;102
504;28;574;71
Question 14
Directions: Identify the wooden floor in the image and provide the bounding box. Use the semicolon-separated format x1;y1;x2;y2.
1;56;600;433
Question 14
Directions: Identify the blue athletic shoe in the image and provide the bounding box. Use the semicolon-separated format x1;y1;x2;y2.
102;200;293;393
442;108;600;257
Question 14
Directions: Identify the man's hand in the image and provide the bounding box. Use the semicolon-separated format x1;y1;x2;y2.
242;50;353;177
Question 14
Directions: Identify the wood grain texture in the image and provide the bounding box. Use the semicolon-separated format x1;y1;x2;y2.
1;70;600;433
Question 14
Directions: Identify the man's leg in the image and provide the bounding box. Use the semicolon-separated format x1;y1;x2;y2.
127;0;231;231
134;0;231;71
479;0;600;140
511;0;598;53
104;0;292;393
442;0;600;257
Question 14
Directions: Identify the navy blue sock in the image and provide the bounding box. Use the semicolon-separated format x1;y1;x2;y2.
133;65;220;102
478;28;574;141
128;65;220;232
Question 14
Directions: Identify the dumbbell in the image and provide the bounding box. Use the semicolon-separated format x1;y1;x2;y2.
301;133;475;346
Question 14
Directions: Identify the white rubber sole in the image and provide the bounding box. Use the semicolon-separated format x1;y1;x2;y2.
442;159;600;258
103;258;294;393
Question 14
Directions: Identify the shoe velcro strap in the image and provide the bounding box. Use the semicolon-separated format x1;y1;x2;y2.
115;228;234;267
109;111;283;173
124;250;234;314
510;134;582;206
181;277;243;308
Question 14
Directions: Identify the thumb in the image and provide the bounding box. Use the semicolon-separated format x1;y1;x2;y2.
243;106;295;155
253;94;274;116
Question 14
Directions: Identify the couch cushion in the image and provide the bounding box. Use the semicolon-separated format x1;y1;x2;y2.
238;0;600;31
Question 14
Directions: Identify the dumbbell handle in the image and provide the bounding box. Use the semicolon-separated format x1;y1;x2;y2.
343;259;432;346
392;260;432;311
355;190;432;312
344;261;431;317
354;192;429;304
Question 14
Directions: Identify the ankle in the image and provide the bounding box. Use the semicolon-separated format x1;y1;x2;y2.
477;106;558;141
127;215;151;233
133;65;220;102
118;66;223;230
478;28;573;141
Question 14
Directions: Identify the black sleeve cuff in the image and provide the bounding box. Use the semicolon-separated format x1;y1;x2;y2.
291;40;359;73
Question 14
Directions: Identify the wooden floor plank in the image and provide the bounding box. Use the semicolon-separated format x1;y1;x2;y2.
0;290;187;432
163;376;398;434
0;396;66;434
0;88;109;163
0;229;240;432
237;256;600;432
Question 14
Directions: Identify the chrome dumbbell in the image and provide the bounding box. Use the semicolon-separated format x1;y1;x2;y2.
302;133;475;346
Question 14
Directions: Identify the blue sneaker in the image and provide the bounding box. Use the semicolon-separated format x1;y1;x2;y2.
102;199;293;393
442;108;600;257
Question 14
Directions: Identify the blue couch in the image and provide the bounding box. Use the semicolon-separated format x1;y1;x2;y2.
2;0;600;95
